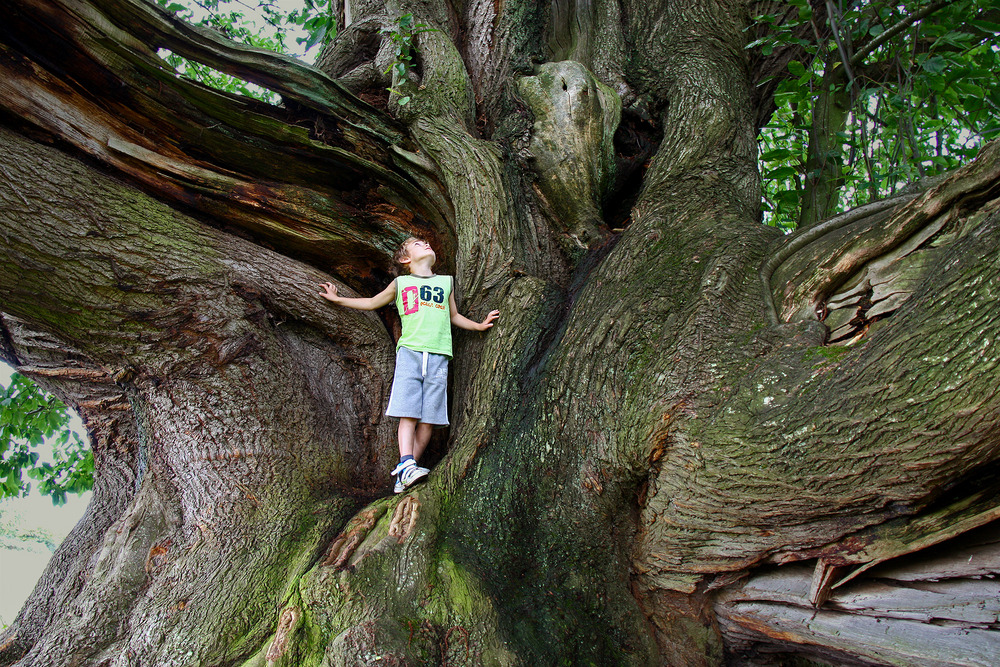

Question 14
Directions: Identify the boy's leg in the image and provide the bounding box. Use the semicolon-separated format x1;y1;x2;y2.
397;417;419;459
393;417;430;493
413;422;433;462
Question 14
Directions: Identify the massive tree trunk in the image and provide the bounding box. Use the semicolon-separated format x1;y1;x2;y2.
1;0;998;665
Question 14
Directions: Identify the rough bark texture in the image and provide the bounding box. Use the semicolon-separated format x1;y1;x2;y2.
1;0;998;665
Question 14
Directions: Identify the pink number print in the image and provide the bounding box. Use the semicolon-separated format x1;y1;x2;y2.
402;286;420;315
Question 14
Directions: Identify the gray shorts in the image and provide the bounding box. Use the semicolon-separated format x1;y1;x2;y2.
385;347;450;425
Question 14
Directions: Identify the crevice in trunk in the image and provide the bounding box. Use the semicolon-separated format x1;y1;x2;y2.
521;235;624;386
0;316;20;366
607;109;661;231
925;456;1000;516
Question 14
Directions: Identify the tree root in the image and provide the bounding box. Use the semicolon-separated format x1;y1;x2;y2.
320;505;387;570
388;495;420;541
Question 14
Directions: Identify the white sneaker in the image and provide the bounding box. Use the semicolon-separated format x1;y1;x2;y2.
391;460;429;493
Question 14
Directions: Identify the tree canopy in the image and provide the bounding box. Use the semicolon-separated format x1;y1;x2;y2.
754;0;1000;229
0;371;91;505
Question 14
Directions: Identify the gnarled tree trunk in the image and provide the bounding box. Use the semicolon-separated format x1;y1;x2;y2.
1;0;998;664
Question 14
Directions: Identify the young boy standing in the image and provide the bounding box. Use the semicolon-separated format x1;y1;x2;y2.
320;238;499;493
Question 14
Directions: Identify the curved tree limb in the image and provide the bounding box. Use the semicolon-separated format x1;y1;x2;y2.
761;193;917;325
90;0;401;139
769;139;1000;323
0;0;456;280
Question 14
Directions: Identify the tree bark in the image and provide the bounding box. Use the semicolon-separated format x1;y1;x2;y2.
1;0;998;665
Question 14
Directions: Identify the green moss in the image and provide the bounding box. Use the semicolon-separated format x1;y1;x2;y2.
802;345;851;366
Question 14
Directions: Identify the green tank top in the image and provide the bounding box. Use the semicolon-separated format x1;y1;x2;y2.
395;274;453;358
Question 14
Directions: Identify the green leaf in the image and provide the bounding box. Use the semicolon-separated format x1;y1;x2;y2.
968;20;1000;35
765;165;800;181
0;371;92;501
761;147;796;161
921;55;947;74
303;22;329;51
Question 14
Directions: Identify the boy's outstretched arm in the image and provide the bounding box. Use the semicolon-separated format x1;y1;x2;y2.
449;292;500;332
319;280;396;311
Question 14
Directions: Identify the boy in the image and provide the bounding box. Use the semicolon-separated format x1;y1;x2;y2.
319;238;499;493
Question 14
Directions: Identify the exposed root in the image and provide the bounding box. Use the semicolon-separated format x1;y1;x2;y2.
321;505;386;569
388;496;419;542
265;605;300;663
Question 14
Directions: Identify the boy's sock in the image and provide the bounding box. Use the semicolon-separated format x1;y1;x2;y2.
392;455;416;479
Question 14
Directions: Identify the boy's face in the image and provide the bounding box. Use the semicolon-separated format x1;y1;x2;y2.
401;239;436;266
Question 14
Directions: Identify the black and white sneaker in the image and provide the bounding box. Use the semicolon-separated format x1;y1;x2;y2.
391;460;429;493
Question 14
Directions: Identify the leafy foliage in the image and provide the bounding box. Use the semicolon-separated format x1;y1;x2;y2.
754;0;1000;230
0;373;92;505
293;0;339;53
381;13;438;106
155;0;337;103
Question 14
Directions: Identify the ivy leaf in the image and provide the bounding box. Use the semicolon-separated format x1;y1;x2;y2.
761;147;796;161
765;165;800;181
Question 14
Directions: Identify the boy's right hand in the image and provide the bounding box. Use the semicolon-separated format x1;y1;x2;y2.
319;282;339;301
317;279;395;311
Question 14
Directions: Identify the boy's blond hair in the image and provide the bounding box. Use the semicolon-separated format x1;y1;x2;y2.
394;237;424;269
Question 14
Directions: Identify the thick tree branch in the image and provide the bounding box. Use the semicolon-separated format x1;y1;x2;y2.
772;139;1000;323
0;0;455;277
0;121;396;664
91;0;401;140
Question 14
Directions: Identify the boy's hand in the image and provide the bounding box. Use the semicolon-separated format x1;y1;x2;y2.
480;310;500;330
319;280;396;311
319;282;339;302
